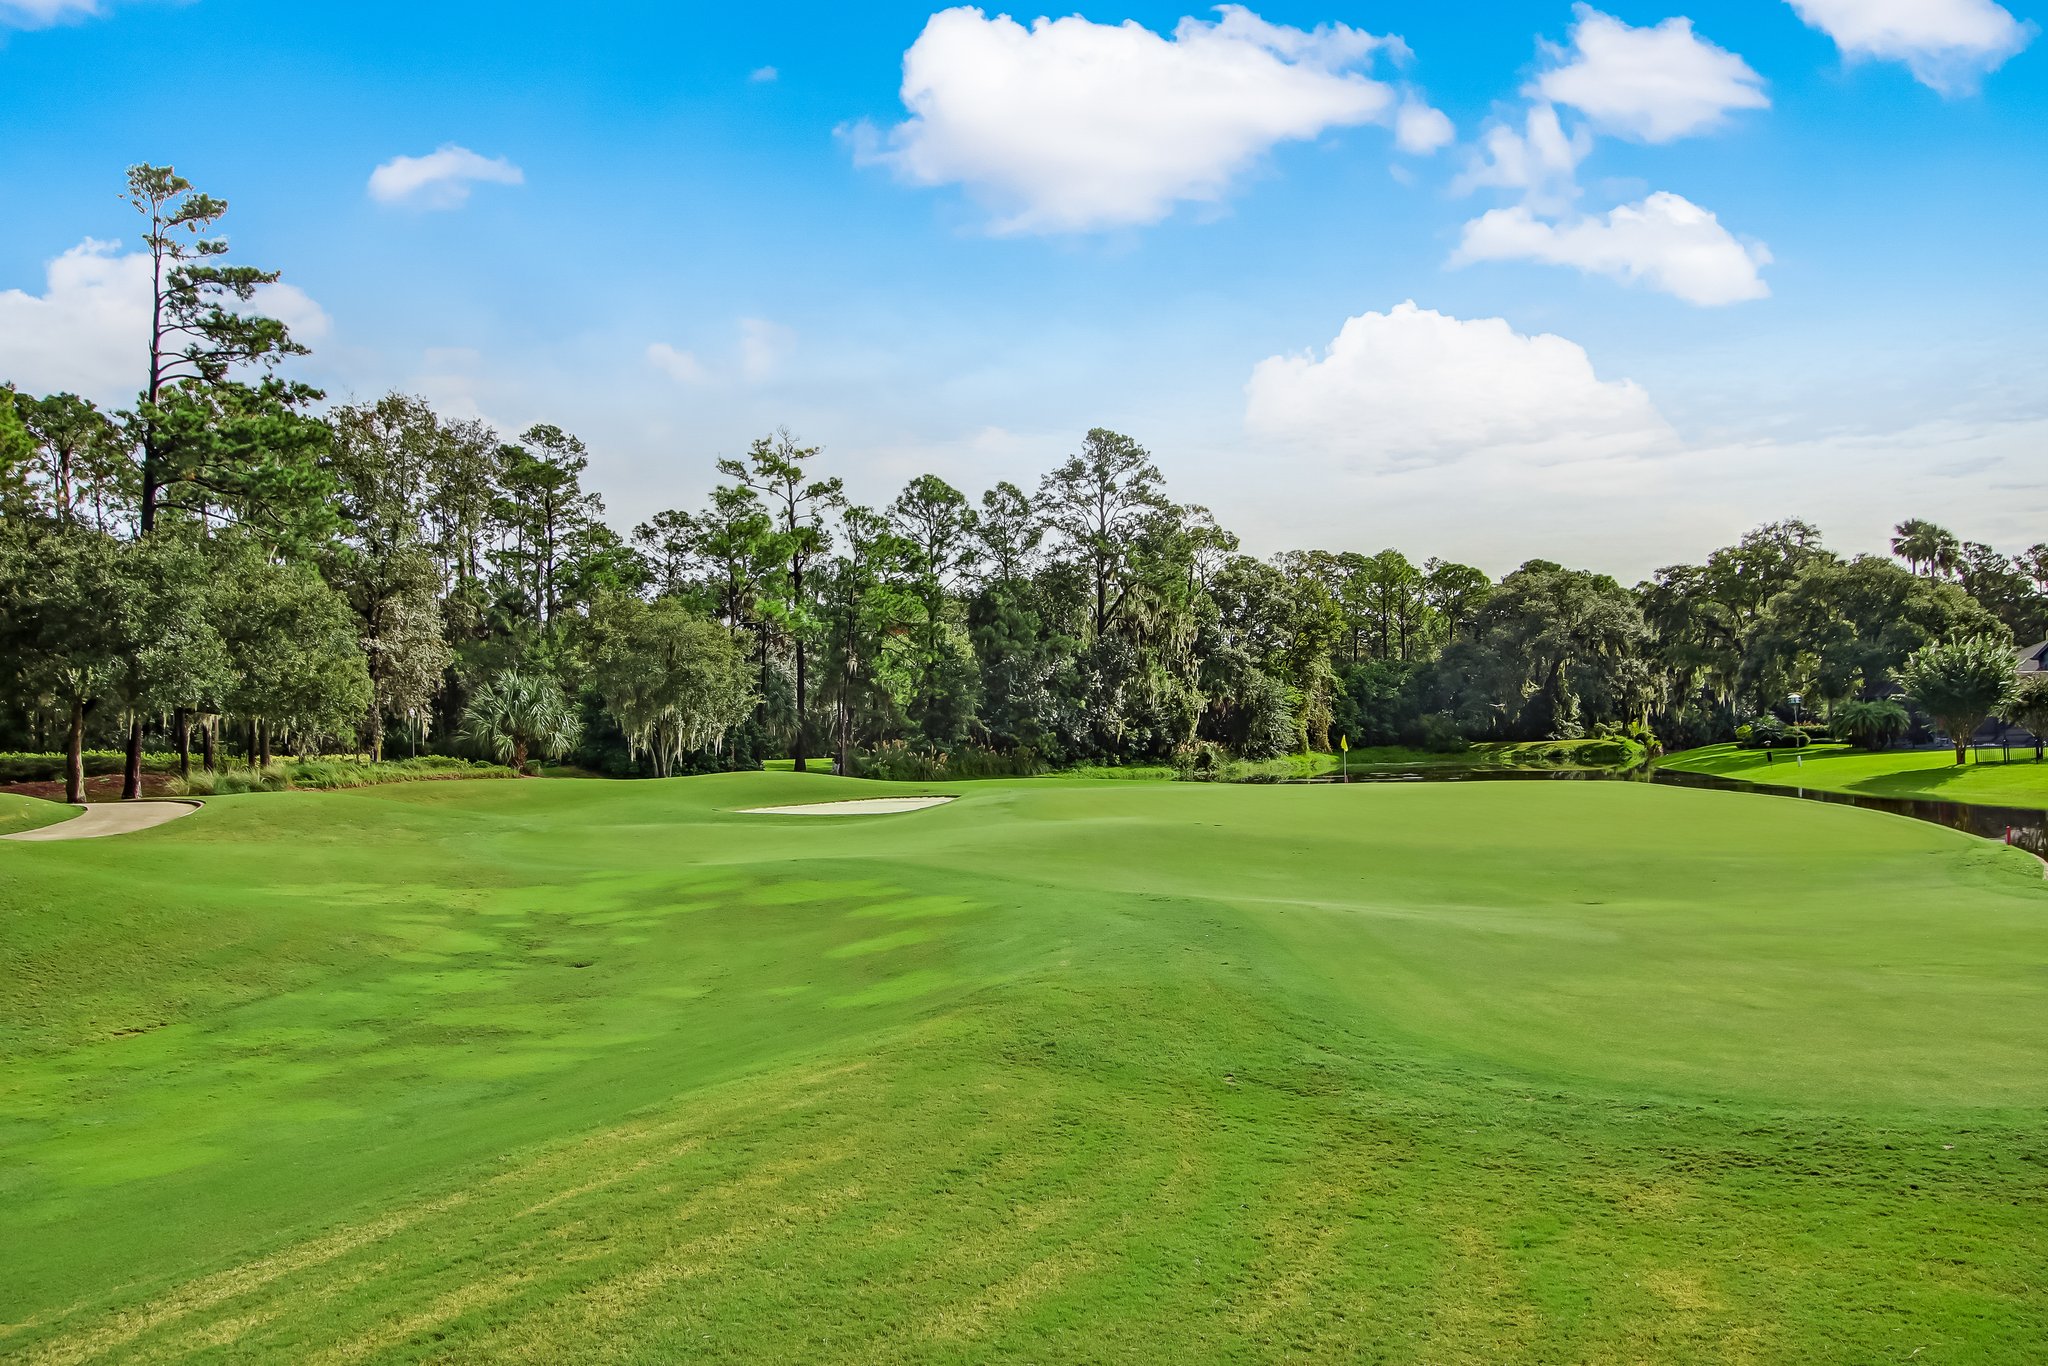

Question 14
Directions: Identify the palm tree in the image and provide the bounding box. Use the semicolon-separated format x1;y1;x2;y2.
2020;543;2048;596
1928;528;1963;581
459;671;580;770
1834;697;1910;751
1891;519;1945;578
1891;520;1928;576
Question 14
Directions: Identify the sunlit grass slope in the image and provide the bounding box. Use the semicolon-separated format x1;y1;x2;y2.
0;793;78;837
2;773;2045;1362
1666;741;2048;808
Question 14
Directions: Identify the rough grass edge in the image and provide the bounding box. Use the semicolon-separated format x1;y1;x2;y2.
172;756;519;796
0;793;85;836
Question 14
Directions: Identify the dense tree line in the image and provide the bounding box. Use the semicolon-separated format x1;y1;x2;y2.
4;168;2045;801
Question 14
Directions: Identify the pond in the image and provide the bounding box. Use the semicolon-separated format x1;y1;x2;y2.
1278;763;2048;861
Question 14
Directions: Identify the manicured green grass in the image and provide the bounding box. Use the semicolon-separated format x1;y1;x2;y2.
2;774;2045;1361
1665;742;2048;809
0;793;78;837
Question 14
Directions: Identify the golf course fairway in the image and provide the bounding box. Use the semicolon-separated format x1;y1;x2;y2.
3;772;2045;1362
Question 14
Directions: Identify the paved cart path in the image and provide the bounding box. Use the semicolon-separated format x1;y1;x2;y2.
2;800;201;842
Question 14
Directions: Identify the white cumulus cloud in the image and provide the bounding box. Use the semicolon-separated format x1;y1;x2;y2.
1788;0;2034;92
1454;104;1593;213
367;145;525;210
1394;99;1455;155
849;4;1430;233
646;320;796;387
0;239;329;406
646;343;710;385
1454;192;1771;307
0;0;99;27
1532;5;1768;143
1245;301;1676;469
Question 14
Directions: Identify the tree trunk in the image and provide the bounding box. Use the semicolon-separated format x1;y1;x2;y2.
66;700;87;807
140;449;162;534
123;713;144;800
259;719;272;769
513;739;529;771
202;717;217;773
755;626;773;748
793;639;808;773
176;708;192;782
142;211;165;534
1953;738;1968;766
792;557;809;773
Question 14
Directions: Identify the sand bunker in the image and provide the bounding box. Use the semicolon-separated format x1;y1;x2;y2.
738;797;956;816
4;800;202;842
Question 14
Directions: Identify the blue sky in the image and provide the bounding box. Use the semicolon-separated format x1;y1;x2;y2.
2;0;2043;576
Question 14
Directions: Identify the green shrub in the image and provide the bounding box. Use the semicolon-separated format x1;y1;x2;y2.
1174;742;1230;781
1737;716;1808;750
283;756;515;789
170;755;515;797
1414;715;1471;755
853;744;1044;782
176;765;288;796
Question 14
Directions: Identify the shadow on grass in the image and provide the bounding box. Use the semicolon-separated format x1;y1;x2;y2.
1843;754;2048;801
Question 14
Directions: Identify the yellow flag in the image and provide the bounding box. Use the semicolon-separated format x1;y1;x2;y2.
1340;735;1349;752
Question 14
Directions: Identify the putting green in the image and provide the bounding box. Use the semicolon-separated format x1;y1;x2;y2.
2;773;2045;1362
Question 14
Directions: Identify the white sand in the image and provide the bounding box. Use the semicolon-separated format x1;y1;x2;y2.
737;797;956;816
3;800;202;842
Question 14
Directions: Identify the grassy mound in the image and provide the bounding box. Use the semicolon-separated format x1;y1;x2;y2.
0;793;81;837
1665;742;2048;809
1;774;2044;1361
